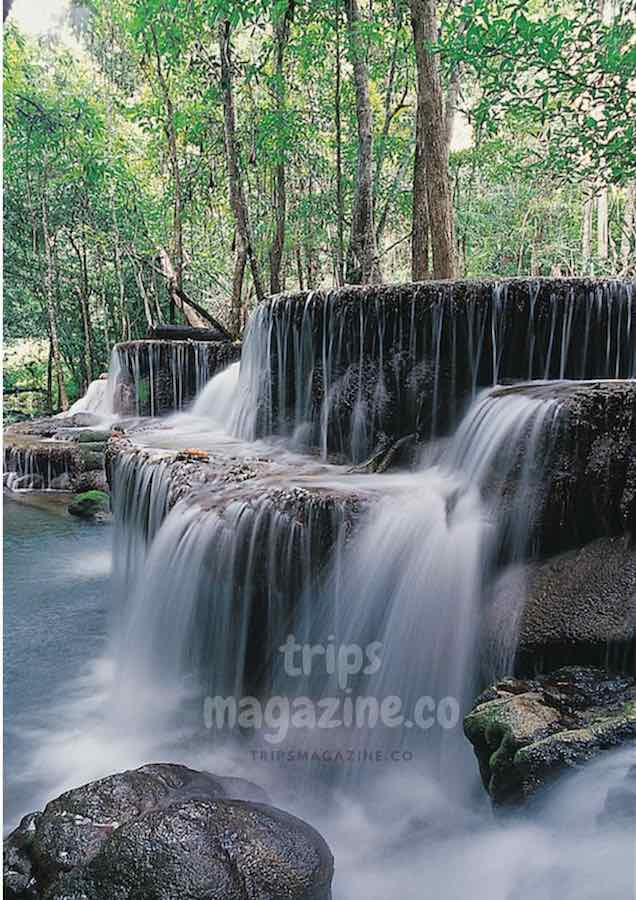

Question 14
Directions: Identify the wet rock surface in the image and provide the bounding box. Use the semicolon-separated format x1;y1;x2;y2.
464;667;636;809
488;380;636;556
4;419;115;494
67;490;111;521
4;764;333;900
489;536;636;673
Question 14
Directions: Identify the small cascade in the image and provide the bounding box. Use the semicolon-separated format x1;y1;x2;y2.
190;361;240;421
108;340;241;417
108;445;357;732
234;278;634;460
59;377;109;417
3;443;76;491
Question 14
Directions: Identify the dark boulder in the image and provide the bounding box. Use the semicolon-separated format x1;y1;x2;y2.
3;764;332;900
464;667;636;809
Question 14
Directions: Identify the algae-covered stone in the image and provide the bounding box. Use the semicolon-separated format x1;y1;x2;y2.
68;491;110;521
464;667;636;809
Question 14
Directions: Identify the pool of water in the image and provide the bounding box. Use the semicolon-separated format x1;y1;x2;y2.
3;498;112;829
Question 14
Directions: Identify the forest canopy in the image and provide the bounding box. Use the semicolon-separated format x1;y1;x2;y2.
3;0;635;411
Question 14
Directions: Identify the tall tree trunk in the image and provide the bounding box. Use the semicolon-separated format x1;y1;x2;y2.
582;195;594;266
334;0;345;287
150;24;184;323
231;247;248;335
620;182;635;269
444;63;461;151
296;243;305;291
411;97;430;280
68;226;94;382
270;2;293;294
410;0;455;279
597;187;609;259
41;191;68;411
344;0;382;284
46;338;53;412
218;17;264;330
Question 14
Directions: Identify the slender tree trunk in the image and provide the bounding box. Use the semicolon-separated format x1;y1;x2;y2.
334;0;345;287
69;226;93;382
150;24;184;323
377;144;413;245
444;63;461;151
597;187;609;259
270;3;293;294
218;18;264;328
410;0;455;279
231;247;248;335
411;96;430;280
344;0;382;284
582;195;594;266
41;191;68;411
296;243;305;291
620;182;635;269
46;338;53;411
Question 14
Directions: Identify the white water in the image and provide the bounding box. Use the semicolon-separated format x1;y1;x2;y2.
58;377;109;416
6;332;635;897
95;376;566;818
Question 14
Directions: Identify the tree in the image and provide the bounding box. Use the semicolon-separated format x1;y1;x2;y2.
218;16;265;332
344;0;382;284
411;0;456;279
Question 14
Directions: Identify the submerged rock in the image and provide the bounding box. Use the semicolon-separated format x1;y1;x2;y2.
3;763;333;900
464;667;636;809
67;490;110;521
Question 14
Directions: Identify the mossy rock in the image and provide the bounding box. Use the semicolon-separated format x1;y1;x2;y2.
68;490;110;521
465;667;636;809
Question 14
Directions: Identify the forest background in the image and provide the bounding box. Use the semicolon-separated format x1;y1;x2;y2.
3;0;635;415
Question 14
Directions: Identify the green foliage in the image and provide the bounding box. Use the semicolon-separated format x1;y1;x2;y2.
440;0;636;185
4;0;635;407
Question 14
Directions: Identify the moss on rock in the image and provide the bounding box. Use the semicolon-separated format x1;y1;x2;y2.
68;490;110;521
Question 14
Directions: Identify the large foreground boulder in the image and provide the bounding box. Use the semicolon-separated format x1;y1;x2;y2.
3;763;333;900
464;667;636;809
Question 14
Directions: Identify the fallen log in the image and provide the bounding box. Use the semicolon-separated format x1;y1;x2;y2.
146;324;231;343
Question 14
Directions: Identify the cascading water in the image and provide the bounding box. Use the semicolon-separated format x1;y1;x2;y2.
105;339;241;417
3;443;75;491
59;377;109;417
233;279;634;460
8;279;635;898
104;377;565;810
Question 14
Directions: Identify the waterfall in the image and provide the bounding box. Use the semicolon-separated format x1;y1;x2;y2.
107;376;565;802
3;443;75;491
190;361;240;421
233;279;634;461
59;377;109;417
105;340;241;417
